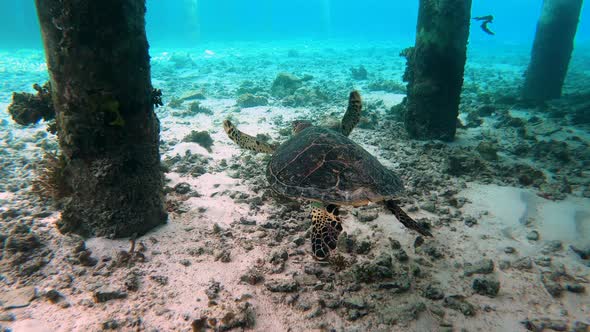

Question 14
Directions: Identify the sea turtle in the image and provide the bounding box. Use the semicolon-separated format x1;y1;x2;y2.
223;91;432;260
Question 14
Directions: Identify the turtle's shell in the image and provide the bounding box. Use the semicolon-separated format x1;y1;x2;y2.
267;126;404;206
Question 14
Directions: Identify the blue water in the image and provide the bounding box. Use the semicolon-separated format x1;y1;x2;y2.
0;1;588;48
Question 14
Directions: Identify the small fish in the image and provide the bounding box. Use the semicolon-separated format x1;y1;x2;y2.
473;15;495;35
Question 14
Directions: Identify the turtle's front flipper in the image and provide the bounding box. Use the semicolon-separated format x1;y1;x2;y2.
385;200;433;237
341;91;362;137
223;120;276;154
310;205;343;260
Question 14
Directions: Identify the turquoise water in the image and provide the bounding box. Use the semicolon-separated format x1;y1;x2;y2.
0;1;589;48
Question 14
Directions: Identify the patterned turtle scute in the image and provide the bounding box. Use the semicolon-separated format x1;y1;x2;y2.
267;126;403;205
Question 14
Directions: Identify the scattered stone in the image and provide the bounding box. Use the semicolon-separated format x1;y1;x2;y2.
565;283;585;294
522;318;568;331
295;300;312;312
0;286;36;309
285;293;299;305
269;248;289;264
541;272;563;298
394;249;409;262
383;302;426;325
542;240;563;254
504;247;516;254
265;279;298;293
2;224;45;276
499;260;511;270
513;257;533;270
170;54;195;69
367;80;405;93
477;105;496;116
355;209;379;222
0;313;15;322
174;182;192;194
472;277;500;297
337;232;356;253
214;250;231;263
476;141;499;161
445;153;486;176
237;93;268;108
305;306;323;319
389;238;402;250
240;268;264;285
219;302;256;331
570;245;590;260
377;274;411;294
464;259;494;276
319;294;340;309
237;80;264;95
443;295;476;316
192;317;208;332
184;101;212;115
465;111;483;128
464;216;478;227
346;309;368;321
93;288;127;303
342;296;366;310
150;275;168;286
351;65;368;80
124;270;142;292
77;249;98;267
44;289;63;303
355;239;372;255
527;230;540;241
183;130;214;152
416;243;443;259
422;284;444;300
350;259;393;283
205;279;221;305
238;217;256;226
271;73;302;98
535;256;552;267
572;321;589;332
102;318;120;330
420;201;436;213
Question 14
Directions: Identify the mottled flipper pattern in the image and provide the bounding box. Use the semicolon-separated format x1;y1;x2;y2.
385;200;433;237
310;206;343;260
223;120;275;154
341;91;362;137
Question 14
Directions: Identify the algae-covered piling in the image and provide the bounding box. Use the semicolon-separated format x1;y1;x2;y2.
402;0;472;141
522;0;583;101
34;0;167;237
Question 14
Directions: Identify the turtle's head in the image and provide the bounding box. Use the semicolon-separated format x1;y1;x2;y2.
292;120;313;135
223;119;234;134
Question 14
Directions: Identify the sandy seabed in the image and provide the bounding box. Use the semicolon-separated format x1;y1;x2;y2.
0;40;589;332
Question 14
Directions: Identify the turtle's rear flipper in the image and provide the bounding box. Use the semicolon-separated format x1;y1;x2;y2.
481;22;495;35
311;206;343;260
223;119;276;154
341;91;362;137
385;200;433;237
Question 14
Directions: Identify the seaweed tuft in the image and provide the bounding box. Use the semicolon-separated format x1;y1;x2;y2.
31;152;70;200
